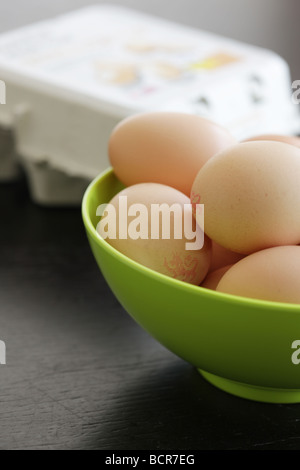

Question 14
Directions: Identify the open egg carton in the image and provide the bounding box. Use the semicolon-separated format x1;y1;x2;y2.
0;5;298;205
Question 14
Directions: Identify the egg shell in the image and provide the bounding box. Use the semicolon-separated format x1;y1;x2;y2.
217;246;300;304
191;141;300;254
201;264;232;290
109;112;236;196
98;183;211;285
244;134;300;148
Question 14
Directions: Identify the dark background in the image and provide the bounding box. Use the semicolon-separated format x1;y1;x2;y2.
1;0;300;450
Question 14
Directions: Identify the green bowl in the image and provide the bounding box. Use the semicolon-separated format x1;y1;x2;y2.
82;168;300;403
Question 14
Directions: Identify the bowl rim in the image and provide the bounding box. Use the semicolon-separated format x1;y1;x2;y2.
82;167;300;313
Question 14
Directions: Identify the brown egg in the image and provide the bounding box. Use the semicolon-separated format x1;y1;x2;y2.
191;141;300;254
217;246;300;304
209;240;244;272
109;112;236;196
97;183;211;285
201;264;232;290
244;134;300;148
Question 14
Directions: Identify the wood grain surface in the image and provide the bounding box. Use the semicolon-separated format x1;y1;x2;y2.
1;0;300;450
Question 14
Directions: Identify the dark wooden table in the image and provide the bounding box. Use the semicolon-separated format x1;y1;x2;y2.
1;177;300;450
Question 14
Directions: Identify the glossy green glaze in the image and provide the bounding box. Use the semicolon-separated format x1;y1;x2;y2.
82;168;300;403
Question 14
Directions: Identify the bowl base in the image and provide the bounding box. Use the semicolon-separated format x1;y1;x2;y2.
199;370;300;403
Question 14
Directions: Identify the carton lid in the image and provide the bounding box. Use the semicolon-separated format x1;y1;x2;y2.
0;5;290;116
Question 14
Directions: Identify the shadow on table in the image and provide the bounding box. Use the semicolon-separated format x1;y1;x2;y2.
81;360;300;450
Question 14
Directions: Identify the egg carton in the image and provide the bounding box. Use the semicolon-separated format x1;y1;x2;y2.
0;5;299;205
